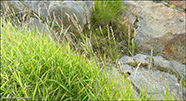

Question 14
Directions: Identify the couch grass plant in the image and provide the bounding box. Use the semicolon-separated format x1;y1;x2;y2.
1;18;140;100
90;0;137;61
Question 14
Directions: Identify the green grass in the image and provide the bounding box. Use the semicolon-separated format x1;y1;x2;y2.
91;0;138;59
1;18;139;100
66;0;138;64
0;1;182;100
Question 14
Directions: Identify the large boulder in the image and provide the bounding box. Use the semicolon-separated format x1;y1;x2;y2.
76;0;93;29
2;1;50;21
21;0;50;21
2;1;93;33
25;17;48;33
48;1;87;32
122;1;186;63
118;54;186;100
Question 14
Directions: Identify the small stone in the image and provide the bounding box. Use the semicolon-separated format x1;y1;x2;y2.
133;54;150;66
171;60;186;80
119;64;133;75
153;56;172;69
118;56;136;66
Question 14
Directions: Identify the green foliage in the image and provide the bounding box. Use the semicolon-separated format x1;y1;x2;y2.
170;3;175;8
183;8;186;12
88;0;137;62
1;20;139;100
92;1;123;27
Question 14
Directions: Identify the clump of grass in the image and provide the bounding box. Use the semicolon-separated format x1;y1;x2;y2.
64;0;138;64
92;1;123;27
1;17;140;100
88;0;137;62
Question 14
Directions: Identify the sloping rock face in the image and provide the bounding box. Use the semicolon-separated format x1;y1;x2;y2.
118;54;186;100
2;0;93;33
122;1;186;64
161;34;186;64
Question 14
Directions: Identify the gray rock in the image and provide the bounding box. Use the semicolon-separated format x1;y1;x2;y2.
118;54;186;100
118;56;136;66
3;1;92;33
22;1;50;20
102;66;121;85
121;1;142;28
25;17;48;33
122;1;186;63
3;1;50;20
153;56;173;70
153;56;186;81
171;61;186;80
133;54;150;66
76;0;93;29
48;1;87;32
161;33;186;63
119;64;133;75
128;68;184;100
3;1;24;13
102;66;139;99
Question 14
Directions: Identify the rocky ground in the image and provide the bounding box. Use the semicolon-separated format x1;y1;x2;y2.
2;0;186;100
119;1;186;100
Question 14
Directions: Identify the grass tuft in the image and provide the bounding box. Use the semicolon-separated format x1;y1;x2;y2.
1;18;138;100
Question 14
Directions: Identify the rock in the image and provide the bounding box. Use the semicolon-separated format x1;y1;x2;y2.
128;68;184;100
118;54;185;81
102;66;121;86
22;0;50;21
118;54;152;68
2;1;24;21
118;54;186;100
153;55;186;81
153;55;173;70
102;66;139;99
161;33;186;63
3;1;93;33
3;1;50;20
118;56;136;66
119;64;133;75
122;1;186;63
170;61;186;80
48;1;88;32
121;1;141;27
25;17;48;33
76;0;93;29
167;0;186;12
3;1;24;13
133;54;150;66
